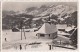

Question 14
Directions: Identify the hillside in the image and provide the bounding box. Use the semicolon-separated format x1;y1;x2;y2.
2;4;77;29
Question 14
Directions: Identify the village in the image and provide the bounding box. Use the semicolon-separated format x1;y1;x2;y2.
2;16;77;51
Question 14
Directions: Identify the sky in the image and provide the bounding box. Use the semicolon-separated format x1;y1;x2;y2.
3;2;77;11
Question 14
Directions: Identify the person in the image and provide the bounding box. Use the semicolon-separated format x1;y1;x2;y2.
5;38;7;42
49;45;52;50
20;44;22;50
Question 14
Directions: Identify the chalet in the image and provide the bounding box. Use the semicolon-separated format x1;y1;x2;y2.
36;21;57;39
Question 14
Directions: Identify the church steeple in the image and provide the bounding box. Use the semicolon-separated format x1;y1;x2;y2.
48;14;52;24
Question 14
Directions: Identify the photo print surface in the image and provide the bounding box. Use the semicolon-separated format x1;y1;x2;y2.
2;2;77;51
0;2;1;52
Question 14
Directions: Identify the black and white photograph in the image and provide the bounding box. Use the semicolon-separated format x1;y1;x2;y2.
2;2;77;51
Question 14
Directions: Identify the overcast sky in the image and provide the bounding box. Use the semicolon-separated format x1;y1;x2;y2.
3;2;77;11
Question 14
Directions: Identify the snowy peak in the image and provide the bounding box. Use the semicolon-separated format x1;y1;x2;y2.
25;4;76;19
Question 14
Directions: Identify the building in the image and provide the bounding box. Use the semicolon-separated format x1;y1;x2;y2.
36;22;57;39
56;24;75;35
12;28;20;32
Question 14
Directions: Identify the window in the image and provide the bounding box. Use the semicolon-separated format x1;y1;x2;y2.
40;34;45;37
49;34;50;37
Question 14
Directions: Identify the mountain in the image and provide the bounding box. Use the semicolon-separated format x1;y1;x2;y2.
2;4;77;29
26;5;49;15
26;4;76;17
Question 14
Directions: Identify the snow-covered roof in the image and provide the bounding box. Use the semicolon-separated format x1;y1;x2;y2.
32;28;38;30
58;17;64;21
36;22;57;34
56;24;75;32
32;18;41;21
65;26;75;31
57;31;70;35
56;24;67;29
54;35;70;41
41;16;49;18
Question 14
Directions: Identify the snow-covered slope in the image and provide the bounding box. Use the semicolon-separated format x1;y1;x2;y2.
26;4;76;17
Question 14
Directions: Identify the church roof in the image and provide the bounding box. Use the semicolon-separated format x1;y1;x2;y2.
36;22;57;34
